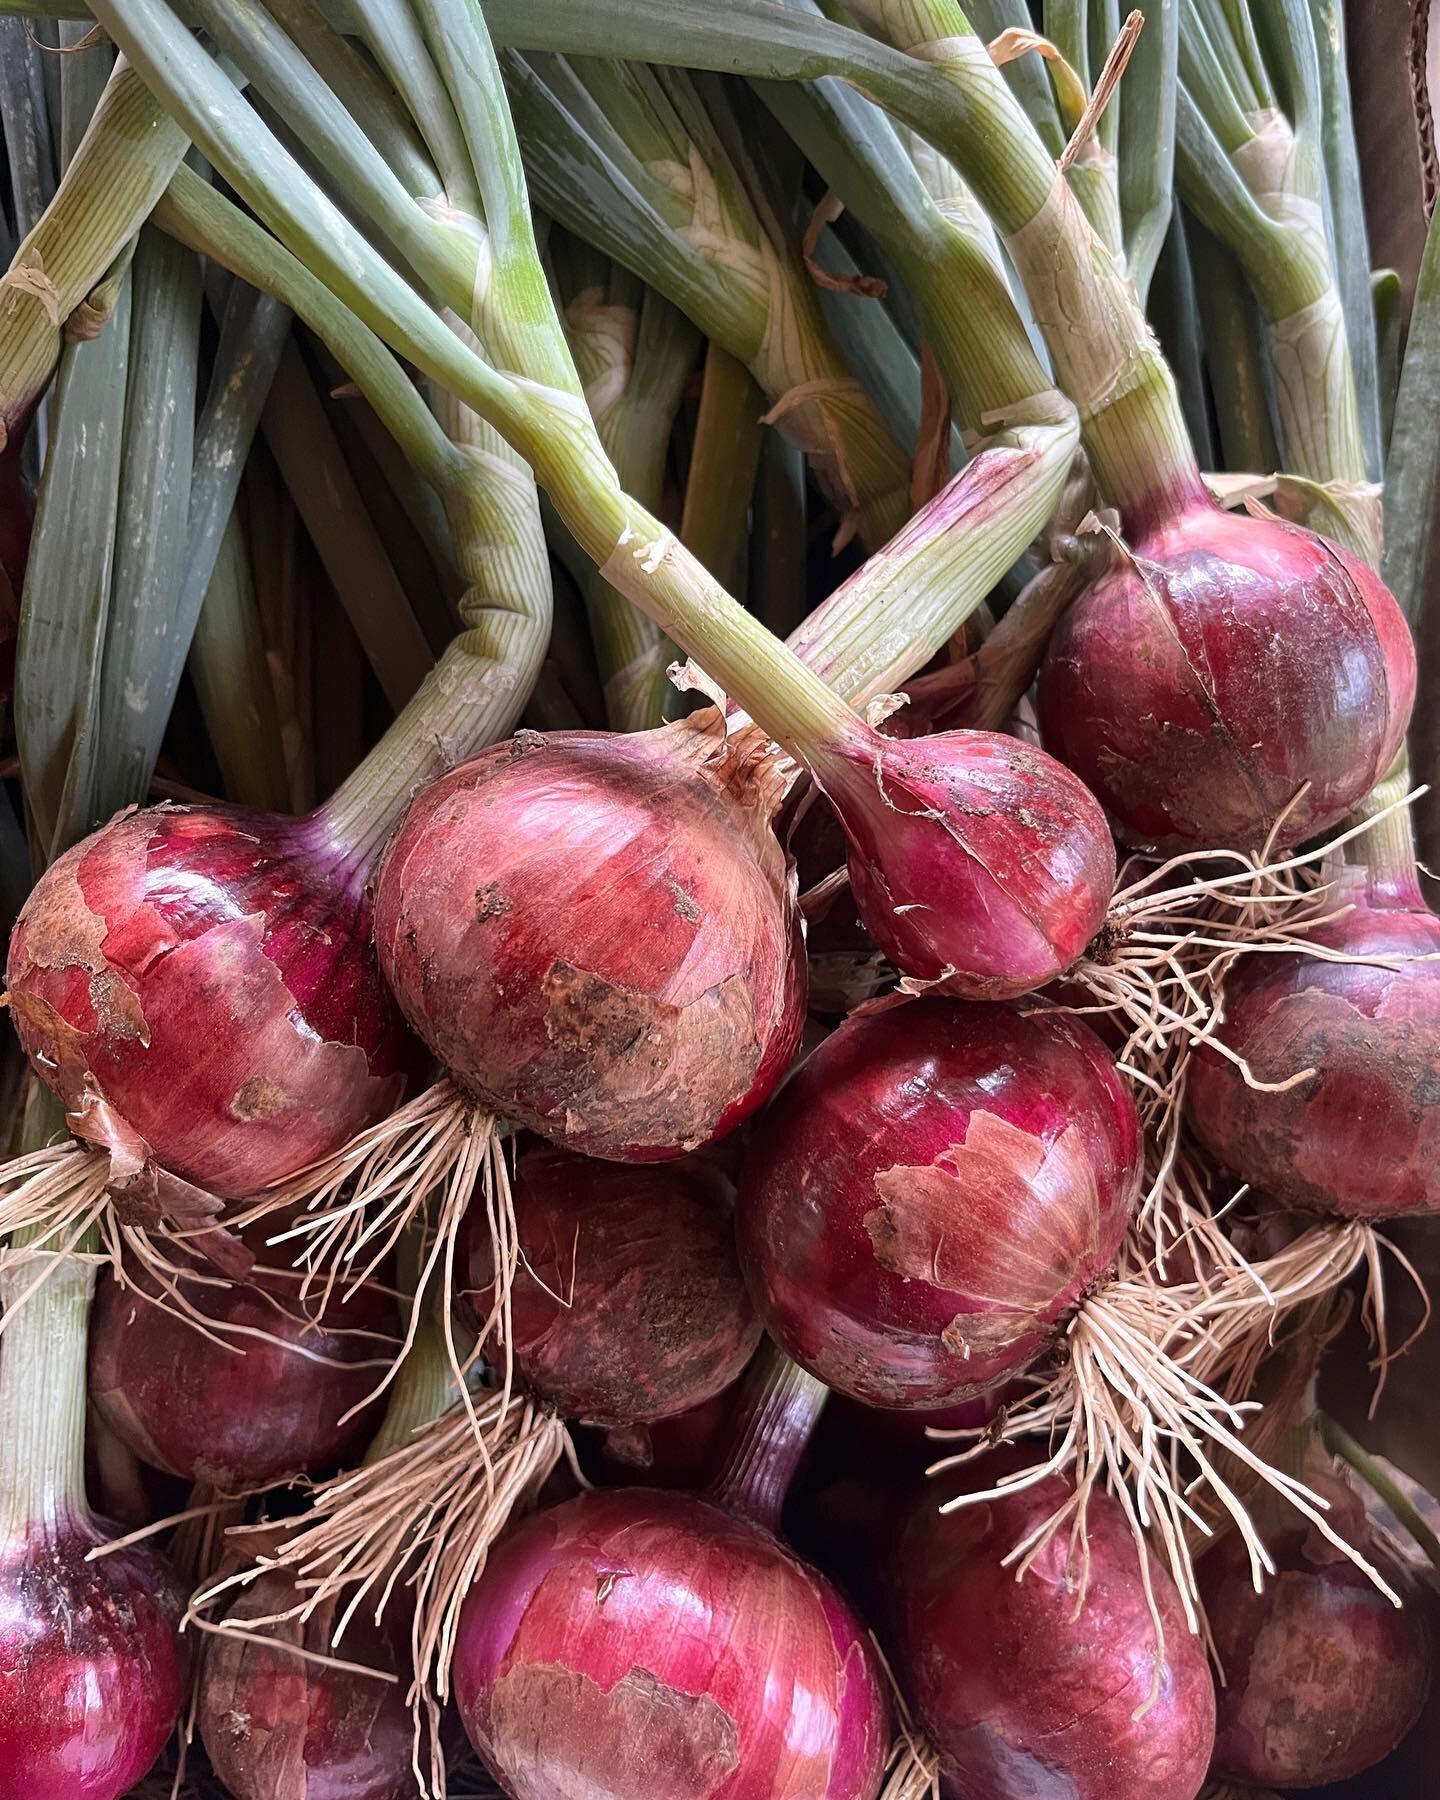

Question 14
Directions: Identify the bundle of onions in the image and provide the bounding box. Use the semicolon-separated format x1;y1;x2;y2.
1185;770;1440;1323
1199;1468;1432;1789
0;1123;190;1799
0;168;552;1301
451;1342;891;1799
197;1146;763;1781
735;994;1390;1613
88;1236;396;1492
885;1462;1217;1799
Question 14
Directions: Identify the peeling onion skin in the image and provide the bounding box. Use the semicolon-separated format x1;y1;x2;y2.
889;1474;1215;1800
736;997;1141;1409
458;1146;762;1427
199;1569;415;1800
374;720;806;1162
88;1253;395;1489
5;806;420;1199
1035;506;1415;853
1186;876;1440;1221
1199;1484;1432;1788
816;726;1116;999
0;1520;189;1800
453;1488;890;1800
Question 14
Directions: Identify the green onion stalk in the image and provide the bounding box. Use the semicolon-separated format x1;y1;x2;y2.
504;51;917;551
553;238;699;730
1174;0;1380;564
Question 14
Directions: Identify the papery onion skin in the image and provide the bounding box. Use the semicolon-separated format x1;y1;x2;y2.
452;1487;889;1800
88;1252;394;1489
1199;1484;1431;1788
737;997;1141;1409
0;1521;189;1800
5;805;419;1199
459;1146;761;1427
1186;895;1440;1221
815;726;1116;1000
199;1569;415;1800
1035;505;1415;853
374;720;806;1163
889;1472;1215;1800
577;1375;748;1489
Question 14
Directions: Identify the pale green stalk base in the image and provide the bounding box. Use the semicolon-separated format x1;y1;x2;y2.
0;61;188;436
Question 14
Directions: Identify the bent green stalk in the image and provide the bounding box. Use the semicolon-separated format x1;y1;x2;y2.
0;59;188;443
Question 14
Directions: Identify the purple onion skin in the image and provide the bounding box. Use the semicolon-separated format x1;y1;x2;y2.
1036;504;1415;853
374;724;806;1164
1200;1488;1432;1788
892;1475;1215;1800
576;1378;747;1489
458;1146;761;1427
1187;872;1440;1221
818;727;1116;1000
736;997;1141;1409
200;1569;415;1800
6;806;420;1199
453;1488;889;1800
0;1520;190;1800
88;1255;394;1489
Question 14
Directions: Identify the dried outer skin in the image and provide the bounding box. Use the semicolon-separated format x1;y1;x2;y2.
452;1488;890;1800
0;1519;190;1800
1186;897;1440;1221
817;727;1116;999
1200;1492;1432;1788
1035;504;1415;853
88;1252;394;1488
5;805;419;1200
200;1570;415;1800
890;1475;1215;1800
373;720;806;1163
459;1146;761;1427
736;997;1141;1409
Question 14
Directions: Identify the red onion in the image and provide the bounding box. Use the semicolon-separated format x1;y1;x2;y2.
576;1373;749;1490
1187;791;1440;1222
374;717;805;1161
1199;1476;1432;1787
0;1253;189;1800
888;1467;1216;1799
451;1349;890;1798
0;1523;191;1800
458;1145;761;1426
1037;501;1414;853
736;995;1140;1408
811;724;1115;999
6;804;420;1203
88;1244;395;1489
199;1570;416;1800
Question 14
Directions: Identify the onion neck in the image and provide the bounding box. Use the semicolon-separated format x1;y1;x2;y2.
0;1231;96;1544
1342;761;1424;913
706;1342;827;1535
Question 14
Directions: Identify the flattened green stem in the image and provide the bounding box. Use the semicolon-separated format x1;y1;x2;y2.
681;345;765;598
561;255;698;730
0;61;188;441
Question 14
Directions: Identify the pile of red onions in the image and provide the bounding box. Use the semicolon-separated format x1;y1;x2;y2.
737;995;1140;1408
887;1463;1216;1798
1199;1472;1432;1787
450;1348;891;1799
